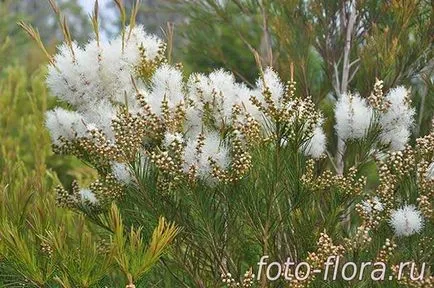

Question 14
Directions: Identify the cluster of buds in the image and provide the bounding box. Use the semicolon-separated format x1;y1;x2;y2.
304;233;345;287
375;238;396;263
161;100;186;132
284;270;312;288
221;269;255;288
416;127;434;158
302;160;366;196
384;146;416;178
135;75;186;136
134;91;165;136
249;75;320;136
89;174;124;202
221;272;238;287
149;147;184;190
56;174;123;209
355;199;383;228
343;225;372;251
232;110;263;146
56;181;80;208
338;166;366;196
40;240;53;258
135;42;167;80
284;77;296;102
53;129;120;171
307;232;345;269
375;164;398;213
391;264;433;288
150;149;181;175
278;97;323;152
368;78;391;112
249;86;282;121
241;269;255;287
112;107;148;162
416;161;434;192
417;194;433;220
211;136;252;183
136;93;186;141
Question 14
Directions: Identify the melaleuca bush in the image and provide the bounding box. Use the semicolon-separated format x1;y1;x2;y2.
39;12;434;287
45;24;329;207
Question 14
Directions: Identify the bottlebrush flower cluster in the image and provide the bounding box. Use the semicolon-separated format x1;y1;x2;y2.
45;25;327;202
334;80;415;150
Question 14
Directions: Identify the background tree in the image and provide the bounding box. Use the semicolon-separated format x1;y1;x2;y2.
0;0;91;73
171;0;433;173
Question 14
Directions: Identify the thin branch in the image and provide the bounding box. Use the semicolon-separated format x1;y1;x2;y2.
341;0;357;94
259;0;273;67
333;62;341;96
349;57;360;68
348;64;360;83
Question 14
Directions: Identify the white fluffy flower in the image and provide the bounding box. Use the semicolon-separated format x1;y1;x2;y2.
361;196;384;214
237;83;262;119
79;189;98;204
163;132;184;147
187;70;251;127
100;26;163;104
302;122;327;159
81;100;118;141
112;162;132;185
389;205;424;237
47;26;163;108
379;86;415;150
208;70;239;124
148;64;184;116
186;70;266;129
184;106;203;137
126;25;163;60
46;43;83;107
45;108;88;145
256;67;285;107
334;93;373;141
200;133;230;173
183;132;230;179
187;73;214;105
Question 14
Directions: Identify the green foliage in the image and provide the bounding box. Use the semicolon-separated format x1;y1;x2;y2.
109;203;179;285
0;66;64;287
45;219;113;288
172;0;263;82
175;0;433;112
0;0;92;73
0;66;177;287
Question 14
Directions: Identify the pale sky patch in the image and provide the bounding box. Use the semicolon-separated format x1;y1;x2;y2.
78;0;111;15
78;0;118;39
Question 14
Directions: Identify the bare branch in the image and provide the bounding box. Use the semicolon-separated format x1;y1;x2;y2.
341;0;357;94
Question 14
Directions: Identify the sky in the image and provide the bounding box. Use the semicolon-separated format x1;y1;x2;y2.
78;0;117;38
78;0;111;15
